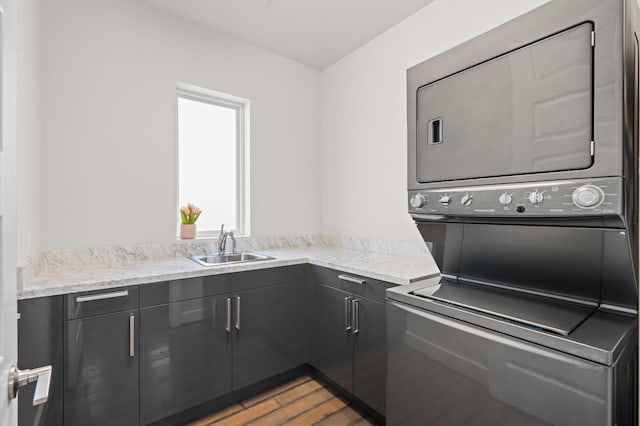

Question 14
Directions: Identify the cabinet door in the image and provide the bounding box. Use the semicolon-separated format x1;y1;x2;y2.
139;296;232;425
233;282;302;389
64;311;139;426
313;284;354;392
353;297;386;415
18;297;64;426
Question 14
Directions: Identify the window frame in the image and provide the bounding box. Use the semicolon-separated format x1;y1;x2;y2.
176;87;247;238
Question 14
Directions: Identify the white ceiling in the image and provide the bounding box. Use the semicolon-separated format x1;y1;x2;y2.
143;0;436;70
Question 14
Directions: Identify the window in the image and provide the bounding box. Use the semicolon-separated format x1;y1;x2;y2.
177;86;248;237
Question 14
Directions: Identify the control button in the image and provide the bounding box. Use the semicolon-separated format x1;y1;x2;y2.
572;185;605;209
527;190;545;204
439;195;452;206
516;205;526;213
410;193;426;209
498;193;513;206
461;194;473;207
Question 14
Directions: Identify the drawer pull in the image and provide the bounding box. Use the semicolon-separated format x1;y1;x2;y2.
338;274;365;285
76;290;129;303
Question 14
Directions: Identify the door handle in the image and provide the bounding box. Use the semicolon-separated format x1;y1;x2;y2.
235;296;241;331
352;299;360;334
225;297;232;333
129;314;135;358
344;297;352;332
8;364;52;405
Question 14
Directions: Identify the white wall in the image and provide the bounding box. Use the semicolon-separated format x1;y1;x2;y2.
38;0;321;250
16;0;41;266
26;0;556;256
320;0;550;243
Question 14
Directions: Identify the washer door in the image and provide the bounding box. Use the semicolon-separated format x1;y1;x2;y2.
386;301;614;426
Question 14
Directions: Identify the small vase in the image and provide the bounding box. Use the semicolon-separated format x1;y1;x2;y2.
180;224;196;239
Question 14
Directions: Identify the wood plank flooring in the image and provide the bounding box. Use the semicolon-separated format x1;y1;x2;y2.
188;375;377;426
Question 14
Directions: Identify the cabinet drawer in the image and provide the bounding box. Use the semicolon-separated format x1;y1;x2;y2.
226;265;301;290
308;265;395;303
64;287;139;320
140;275;225;307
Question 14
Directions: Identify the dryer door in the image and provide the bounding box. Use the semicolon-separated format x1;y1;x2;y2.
416;23;594;183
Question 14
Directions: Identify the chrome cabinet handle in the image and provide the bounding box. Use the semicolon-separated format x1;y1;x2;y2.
225;298;231;333
235;296;241;331
76;290;128;303
8;364;52;405
129;315;135;358
344;297;352;332
352;299;360;334
338;274;365;285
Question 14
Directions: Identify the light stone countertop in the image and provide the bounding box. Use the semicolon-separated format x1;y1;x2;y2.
19;246;440;299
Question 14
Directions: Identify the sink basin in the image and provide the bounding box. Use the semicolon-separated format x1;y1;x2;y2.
189;252;274;267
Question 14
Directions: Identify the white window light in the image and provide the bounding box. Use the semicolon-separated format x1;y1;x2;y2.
177;84;249;238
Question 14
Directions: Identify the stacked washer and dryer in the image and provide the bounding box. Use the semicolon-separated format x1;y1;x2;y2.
387;0;639;424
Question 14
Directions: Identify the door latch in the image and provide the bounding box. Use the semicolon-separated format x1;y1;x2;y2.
8;364;52;406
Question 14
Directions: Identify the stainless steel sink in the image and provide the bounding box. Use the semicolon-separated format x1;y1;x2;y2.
189;252;274;267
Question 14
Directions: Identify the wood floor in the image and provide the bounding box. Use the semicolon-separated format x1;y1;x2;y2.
188;375;377;426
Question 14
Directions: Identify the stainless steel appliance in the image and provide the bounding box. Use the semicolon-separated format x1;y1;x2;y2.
388;0;639;424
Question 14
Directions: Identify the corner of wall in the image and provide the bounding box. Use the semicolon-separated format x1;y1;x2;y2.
16;0;42;267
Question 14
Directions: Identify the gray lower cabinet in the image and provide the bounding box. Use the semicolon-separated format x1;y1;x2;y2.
17;264;386;425
233;281;303;389
137;266;302;424
63;289;140;426
310;265;390;416
139;295;232;425
18;296;64;426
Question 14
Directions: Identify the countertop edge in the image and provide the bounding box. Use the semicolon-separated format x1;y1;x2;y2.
19;249;440;299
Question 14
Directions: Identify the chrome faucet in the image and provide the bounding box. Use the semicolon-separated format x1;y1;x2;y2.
217;224;237;254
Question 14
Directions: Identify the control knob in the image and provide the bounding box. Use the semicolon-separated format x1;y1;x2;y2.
572;185;605;209
527;190;545;204
498;193;513;206
439;194;452;206
410;193;426;209
460;194;473;207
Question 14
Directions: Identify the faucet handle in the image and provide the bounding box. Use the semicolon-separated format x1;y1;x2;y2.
225;231;236;254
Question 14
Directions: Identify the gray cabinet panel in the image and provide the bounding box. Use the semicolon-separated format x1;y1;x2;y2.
64;311;139;426
233;281;303;389
139;296;232;425
18;297;64;426
140;276;226;307
227;266;300;289
314;284;354;392
353;298;386;415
